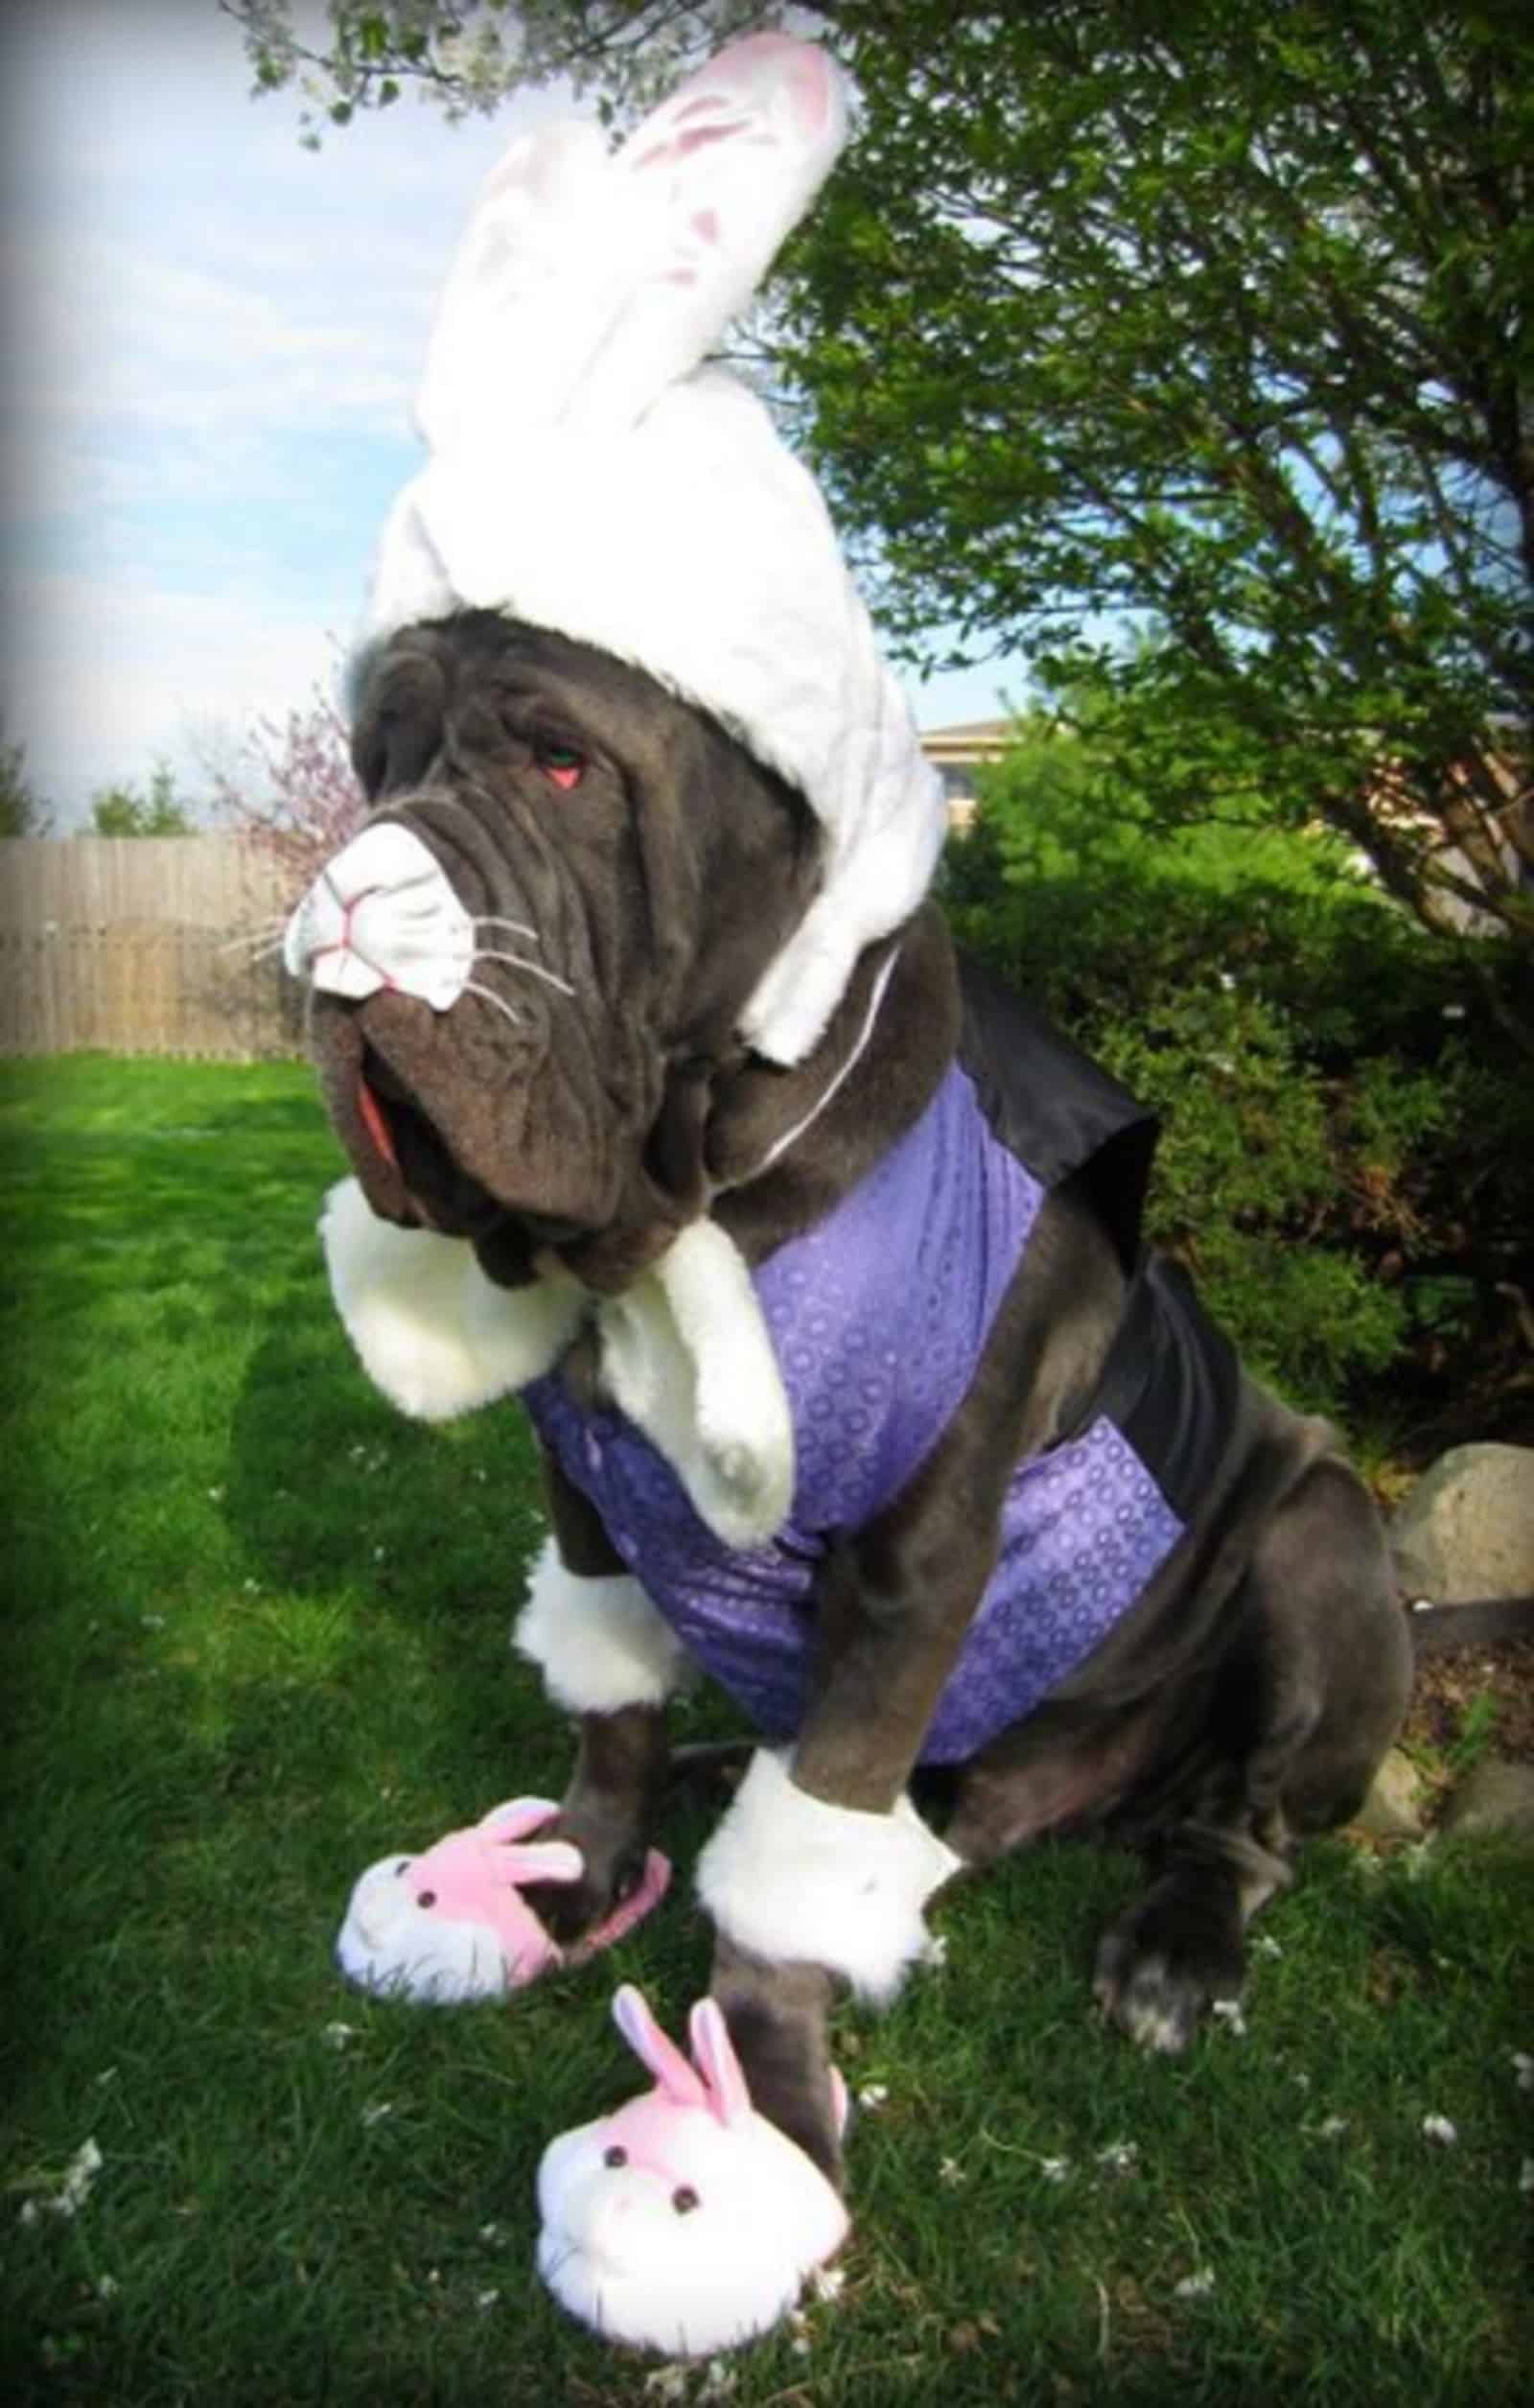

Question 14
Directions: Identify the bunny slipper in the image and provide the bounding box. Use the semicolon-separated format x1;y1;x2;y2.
536;1983;850;2357
337;1798;671;2003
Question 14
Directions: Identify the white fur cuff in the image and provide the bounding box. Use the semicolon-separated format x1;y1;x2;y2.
695;1747;962;2006
321;1178;583;1421
514;1537;691;1716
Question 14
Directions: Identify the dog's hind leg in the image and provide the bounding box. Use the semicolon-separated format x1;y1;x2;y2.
1092;1451;1411;2053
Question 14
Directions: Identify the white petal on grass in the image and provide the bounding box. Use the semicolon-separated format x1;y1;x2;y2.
1096;2139;1139;2177
1422;2114;1458;2146
1174;2267;1217;2301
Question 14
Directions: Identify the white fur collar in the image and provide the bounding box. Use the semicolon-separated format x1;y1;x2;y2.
320;1180;793;1549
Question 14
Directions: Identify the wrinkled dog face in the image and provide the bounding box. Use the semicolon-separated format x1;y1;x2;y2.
291;612;820;1292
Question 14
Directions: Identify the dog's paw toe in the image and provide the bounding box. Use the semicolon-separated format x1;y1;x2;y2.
1093;1894;1246;2054
1092;1942;1202;2052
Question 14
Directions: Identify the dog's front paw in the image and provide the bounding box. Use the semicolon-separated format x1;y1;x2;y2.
521;1813;650;1949
1092;1874;1246;2054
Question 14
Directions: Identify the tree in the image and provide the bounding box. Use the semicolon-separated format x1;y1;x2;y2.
222;0;777;144
89;763;198;836
781;5;1532;993
0;718;51;835
206;687;368;894
229;1;1533;1040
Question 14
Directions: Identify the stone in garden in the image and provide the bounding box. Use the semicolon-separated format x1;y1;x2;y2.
1349;1746;1428;1842
1389;1443;1534;1603
1438;1757;1534;1846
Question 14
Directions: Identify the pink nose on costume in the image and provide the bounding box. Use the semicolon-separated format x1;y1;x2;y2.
282;822;474;1010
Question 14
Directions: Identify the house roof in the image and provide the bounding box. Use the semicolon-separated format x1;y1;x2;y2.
918;717;1016;762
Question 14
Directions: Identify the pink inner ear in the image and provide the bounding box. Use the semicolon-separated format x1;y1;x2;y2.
688;1998;752;2127
779;43;833;136
611;1984;707;2106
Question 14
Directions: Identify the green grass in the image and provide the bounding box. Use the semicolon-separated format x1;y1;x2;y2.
3;1055;1531;2407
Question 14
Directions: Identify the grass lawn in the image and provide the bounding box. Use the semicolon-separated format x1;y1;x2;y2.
2;1054;1531;2407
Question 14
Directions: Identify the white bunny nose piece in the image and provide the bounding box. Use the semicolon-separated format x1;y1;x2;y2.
283;822;474;1011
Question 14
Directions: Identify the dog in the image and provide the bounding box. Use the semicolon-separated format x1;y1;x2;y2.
290;603;1415;2191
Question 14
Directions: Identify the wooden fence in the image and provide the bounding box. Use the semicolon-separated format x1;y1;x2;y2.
0;837;301;1060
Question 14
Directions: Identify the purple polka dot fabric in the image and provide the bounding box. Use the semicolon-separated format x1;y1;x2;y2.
524;1065;1185;1764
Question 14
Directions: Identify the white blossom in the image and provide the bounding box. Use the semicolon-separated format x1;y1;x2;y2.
643;2368;689;2403
1421;2114;1458;2146
1174;2267;1217;2300
1096;2139;1139;2177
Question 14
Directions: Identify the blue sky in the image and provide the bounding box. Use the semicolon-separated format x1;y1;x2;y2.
2;0;1011;830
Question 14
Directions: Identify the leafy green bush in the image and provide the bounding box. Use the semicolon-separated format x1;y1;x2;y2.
941;723;1533;1432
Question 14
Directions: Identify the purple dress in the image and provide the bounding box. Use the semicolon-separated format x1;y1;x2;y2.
523;1011;1221;1764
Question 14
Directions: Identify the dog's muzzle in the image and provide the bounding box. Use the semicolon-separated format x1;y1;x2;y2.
283;822;474;1010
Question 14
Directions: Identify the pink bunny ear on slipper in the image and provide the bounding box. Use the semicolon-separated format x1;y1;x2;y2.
687;1996;753;2129
476;1797;584;1887
611;1982;708;2106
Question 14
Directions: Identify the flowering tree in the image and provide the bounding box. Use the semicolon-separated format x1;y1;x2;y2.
209;686;369;899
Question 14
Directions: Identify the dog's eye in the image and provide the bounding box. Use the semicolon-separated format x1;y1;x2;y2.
603;2144;627;2168
671;2185;700;2214
535;744;586;792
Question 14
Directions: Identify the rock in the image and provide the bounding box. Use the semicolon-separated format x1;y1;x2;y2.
1439;1757;1534;1845
1390;1443;1534;1604
1350;1747;1429;1842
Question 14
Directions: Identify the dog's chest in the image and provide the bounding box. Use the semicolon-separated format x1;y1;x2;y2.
524;1065;1188;1762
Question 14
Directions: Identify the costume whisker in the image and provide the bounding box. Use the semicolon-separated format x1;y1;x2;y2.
474;914;541;946
462;977;523;1032
472;947;575;998
218;921;288;956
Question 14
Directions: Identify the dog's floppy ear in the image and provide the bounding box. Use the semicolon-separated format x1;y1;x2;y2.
347;640;450;802
415;34;847;455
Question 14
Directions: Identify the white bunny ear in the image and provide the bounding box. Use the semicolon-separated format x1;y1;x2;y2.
687;1997;752;2129
611;1984;707;2107
414;116;618;454
566;33;848;435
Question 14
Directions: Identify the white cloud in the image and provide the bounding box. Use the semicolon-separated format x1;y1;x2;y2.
2;567;346;820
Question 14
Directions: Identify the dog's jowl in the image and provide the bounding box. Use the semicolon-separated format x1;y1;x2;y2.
281;30;1414;2356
